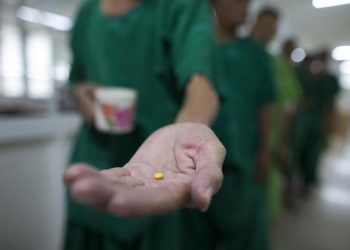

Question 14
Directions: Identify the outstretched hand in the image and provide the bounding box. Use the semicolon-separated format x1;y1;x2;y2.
64;123;226;218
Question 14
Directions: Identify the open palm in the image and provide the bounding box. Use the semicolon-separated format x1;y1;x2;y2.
65;123;225;218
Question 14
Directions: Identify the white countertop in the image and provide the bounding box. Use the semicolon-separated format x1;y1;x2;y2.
0;113;81;144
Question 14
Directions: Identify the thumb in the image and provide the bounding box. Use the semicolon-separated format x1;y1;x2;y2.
191;167;223;212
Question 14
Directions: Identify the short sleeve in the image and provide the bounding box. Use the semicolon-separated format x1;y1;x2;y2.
167;0;215;90
69;1;93;86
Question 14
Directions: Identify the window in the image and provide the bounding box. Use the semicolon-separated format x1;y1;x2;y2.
0;1;72;100
26;31;53;98
0;25;25;97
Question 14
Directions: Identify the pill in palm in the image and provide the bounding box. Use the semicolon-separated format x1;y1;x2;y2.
153;172;164;180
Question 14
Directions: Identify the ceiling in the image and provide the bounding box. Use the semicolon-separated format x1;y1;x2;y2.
0;0;81;18
1;0;349;52
253;0;350;52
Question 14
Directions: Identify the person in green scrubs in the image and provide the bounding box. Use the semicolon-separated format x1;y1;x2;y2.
182;0;275;249
64;0;225;249
294;51;340;196
251;7;282;218
270;39;303;163
293;56;318;196
316;51;341;142
252;7;304;214
272;39;303;211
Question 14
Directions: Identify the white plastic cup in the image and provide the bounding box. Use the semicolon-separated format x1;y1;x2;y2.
94;87;137;134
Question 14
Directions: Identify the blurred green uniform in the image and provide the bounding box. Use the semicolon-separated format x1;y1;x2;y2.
270;55;302;152
293;69;340;188
66;0;214;249
182;37;275;250
266;55;302;218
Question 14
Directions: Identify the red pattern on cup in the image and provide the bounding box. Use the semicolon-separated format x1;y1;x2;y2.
115;108;134;129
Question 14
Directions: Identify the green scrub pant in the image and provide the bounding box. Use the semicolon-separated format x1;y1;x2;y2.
64;212;182;250
181;166;269;250
265;164;283;219
291;111;323;188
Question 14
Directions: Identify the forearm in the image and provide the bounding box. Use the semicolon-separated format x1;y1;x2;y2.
280;105;295;148
255;106;273;182
72;83;96;122
258;106;273;152
176;74;219;126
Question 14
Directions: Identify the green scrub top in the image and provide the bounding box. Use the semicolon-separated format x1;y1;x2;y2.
181;37;275;250
314;73;340;113
67;0;214;246
270;55;302;149
272;56;302;109
213;37;276;175
296;66;314;99
296;69;340;129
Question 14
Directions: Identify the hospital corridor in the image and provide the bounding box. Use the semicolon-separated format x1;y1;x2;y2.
1;0;350;249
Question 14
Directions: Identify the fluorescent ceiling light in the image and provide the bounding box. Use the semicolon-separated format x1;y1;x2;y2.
332;46;350;61
16;6;72;31
16;6;40;23
42;12;72;31
313;0;350;8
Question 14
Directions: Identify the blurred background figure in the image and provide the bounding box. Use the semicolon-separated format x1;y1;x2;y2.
251;6;305;218
293;49;340;198
271;38;303;212
251;7;286;218
315;50;341;141
182;1;275;250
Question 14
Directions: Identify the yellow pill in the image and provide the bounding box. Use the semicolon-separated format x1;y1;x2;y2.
153;172;164;180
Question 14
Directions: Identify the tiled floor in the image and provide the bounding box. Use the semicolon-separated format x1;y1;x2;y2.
271;134;350;250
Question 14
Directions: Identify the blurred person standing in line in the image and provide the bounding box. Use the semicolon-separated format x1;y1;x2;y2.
251;10;303;214
64;0;225;249
271;39;303;212
316;50;341;142
293;51;340;197
182;0;275;249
